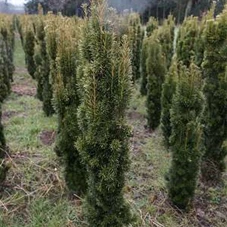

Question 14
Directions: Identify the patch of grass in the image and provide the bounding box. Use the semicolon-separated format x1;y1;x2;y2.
3;93;57;152
1;87;85;226
14;37;25;68
129;84;146;116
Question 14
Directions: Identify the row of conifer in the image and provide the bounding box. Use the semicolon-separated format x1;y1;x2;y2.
141;6;227;209
16;1;136;226
5;0;227;225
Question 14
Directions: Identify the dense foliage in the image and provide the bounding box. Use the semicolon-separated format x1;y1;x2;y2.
201;10;227;182
51;17;87;194
145;35;166;130
128;13;143;82
1;0;227;223
0;15;14;185
24;24;36;79
167;62;204;209
76;1;133;225
144;16;174;130
161;58;177;147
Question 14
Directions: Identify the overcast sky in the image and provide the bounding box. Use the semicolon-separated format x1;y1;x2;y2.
9;0;25;6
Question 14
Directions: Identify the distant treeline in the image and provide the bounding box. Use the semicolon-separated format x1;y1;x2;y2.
24;0;226;23
0;1;24;14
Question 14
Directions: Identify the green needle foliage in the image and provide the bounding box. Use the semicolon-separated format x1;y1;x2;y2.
34;18;54;116
140;17;158;96
76;1;133;226
24;25;36;79
201;12;227;182
0;106;6;156
146;16;158;38
140;37;149;96
1;24;15;83
0;106;9;185
52;19;87;194
146;34;166;130
176;16;205;67
0;35;10;100
161;58;178;148
45;14;58;86
0;18;15;88
167;62;204;209
158;15;175;69
128;13;143;82
0;16;14;185
34;18;45;101
141;15;174;97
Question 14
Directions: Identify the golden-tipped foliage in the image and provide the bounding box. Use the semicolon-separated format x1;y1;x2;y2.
52;16;87;194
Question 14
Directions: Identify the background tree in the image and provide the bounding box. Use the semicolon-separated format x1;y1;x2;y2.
140;17;158;96
158;15;175;69
24;0;214;21
145;31;167;130
24;24;36;79
215;0;227;16
33;17;55;116
128;13;143;82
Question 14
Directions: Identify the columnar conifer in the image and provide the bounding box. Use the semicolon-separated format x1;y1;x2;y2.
0;18;15;84
0;37;7;159
146;34;166;130
146;16;158;37
176;16;202;67
140;17;159;96
24;25;36;79
0;106;8;184
0;17;14;184
76;1;133;226
140;38;149;96
201;12;227;182
128;13;143;82
158;15;175;69
161;58;178;147
167;62;204;209
52;19;87;194
34;18;54;116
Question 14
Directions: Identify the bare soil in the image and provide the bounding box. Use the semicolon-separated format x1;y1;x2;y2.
39;130;56;146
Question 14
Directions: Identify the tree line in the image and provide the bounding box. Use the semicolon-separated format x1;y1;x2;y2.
24;0;227;23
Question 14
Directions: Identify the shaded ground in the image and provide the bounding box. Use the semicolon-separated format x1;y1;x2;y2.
12;84;36;97
2;110;18;121
39;130;56;146
11;68;36;97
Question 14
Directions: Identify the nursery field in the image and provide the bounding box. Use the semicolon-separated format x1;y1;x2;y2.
1;1;227;226
0;35;227;227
